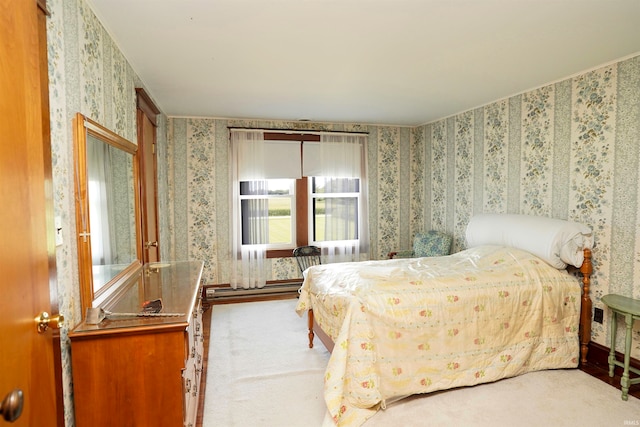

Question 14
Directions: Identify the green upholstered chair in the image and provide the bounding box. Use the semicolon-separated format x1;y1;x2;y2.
388;230;452;259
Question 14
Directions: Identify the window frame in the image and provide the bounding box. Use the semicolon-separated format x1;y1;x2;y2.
262;133;319;258
247;132;364;258
309;176;361;244
238;179;296;250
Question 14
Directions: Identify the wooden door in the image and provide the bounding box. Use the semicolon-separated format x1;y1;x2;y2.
136;89;161;263
0;0;62;425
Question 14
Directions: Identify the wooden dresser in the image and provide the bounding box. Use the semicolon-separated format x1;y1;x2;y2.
69;261;204;427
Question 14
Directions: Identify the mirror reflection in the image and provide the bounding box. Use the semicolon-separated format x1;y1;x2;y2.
87;133;139;292
74;113;142;315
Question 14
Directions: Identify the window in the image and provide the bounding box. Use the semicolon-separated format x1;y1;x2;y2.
240;179;295;249
311;177;359;242
238;176;362;255
231;130;368;262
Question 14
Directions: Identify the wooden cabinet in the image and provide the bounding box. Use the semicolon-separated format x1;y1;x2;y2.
69;261;204;427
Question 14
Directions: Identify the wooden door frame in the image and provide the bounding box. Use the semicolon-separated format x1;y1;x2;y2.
37;1;64;423
135;88;161;263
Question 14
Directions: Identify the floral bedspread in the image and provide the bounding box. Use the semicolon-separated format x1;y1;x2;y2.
295;245;582;426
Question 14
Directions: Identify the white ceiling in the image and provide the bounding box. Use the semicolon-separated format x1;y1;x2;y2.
87;0;640;126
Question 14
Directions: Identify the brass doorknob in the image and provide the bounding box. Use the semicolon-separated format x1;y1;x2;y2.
35;311;64;334
0;389;23;422
145;241;158;248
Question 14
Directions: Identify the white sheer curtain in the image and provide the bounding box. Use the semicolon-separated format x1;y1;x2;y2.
306;134;369;264
87;139;115;265
230;130;268;289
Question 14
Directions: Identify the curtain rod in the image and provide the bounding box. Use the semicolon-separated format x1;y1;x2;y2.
228;127;369;136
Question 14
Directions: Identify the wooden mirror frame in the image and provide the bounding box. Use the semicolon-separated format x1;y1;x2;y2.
73;113;143;316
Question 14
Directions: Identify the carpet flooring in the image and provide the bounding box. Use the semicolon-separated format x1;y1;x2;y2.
203;299;640;426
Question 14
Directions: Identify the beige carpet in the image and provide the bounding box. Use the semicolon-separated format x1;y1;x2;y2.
203;299;640;427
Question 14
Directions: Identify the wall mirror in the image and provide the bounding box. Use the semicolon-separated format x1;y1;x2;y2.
74;113;142;316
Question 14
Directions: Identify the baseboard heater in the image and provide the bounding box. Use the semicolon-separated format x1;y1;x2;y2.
207;282;301;299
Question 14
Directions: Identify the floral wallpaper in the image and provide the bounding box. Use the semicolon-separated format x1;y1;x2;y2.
420;56;640;359
44;0;640;423
47;0;147;424
483;100;509;213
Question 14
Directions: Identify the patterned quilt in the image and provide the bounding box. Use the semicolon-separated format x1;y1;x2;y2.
295;245;582;426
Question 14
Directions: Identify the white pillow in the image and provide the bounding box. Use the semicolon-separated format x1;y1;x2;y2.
465;214;593;269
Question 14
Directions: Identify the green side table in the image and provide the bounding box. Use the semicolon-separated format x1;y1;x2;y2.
601;294;640;401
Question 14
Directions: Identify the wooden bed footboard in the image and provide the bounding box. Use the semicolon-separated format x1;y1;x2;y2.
579;248;593;365
307;248;594;363
307;308;314;348
307;309;334;352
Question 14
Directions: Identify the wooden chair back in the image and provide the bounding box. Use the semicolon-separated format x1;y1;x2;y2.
293;245;321;274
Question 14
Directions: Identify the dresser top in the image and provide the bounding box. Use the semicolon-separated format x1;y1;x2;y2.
71;261;203;335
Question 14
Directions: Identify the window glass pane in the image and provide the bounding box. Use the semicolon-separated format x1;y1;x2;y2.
240;179;295;247
239;181;265;196
313;197;358;242
268;198;291;244
267;179;293;195
312;177;359;193
240;179;293;195
241;199;267;244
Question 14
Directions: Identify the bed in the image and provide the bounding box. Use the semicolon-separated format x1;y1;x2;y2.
295;214;594;426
